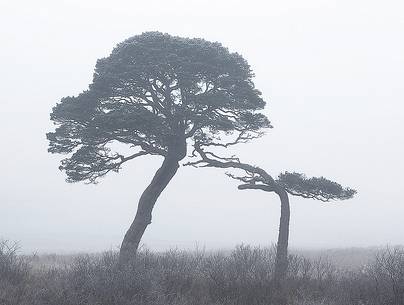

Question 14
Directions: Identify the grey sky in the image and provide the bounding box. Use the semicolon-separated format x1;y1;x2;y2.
1;0;403;253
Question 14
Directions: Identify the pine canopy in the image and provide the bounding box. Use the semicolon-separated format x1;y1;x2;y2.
47;32;270;182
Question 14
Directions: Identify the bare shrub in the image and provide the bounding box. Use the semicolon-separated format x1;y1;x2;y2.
0;240;31;305
205;245;276;304
1;243;404;305
367;247;404;305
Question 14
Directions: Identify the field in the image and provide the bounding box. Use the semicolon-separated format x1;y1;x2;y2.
1;241;403;305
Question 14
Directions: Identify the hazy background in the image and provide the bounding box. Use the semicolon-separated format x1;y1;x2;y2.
1;0;403;253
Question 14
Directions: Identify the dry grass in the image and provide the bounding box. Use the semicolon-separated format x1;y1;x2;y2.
1;241;403;305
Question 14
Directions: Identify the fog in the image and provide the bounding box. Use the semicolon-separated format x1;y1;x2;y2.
1;0;403;253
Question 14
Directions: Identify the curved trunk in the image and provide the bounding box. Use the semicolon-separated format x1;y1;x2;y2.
274;188;290;282
271;188;290;305
119;139;185;265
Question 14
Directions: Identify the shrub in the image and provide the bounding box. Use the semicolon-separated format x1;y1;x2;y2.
1;242;404;305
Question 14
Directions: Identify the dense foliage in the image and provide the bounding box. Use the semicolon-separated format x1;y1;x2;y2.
277;172;357;201
47;32;270;183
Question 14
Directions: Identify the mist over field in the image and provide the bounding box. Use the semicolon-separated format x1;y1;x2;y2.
1;1;404;304
1;0;403;255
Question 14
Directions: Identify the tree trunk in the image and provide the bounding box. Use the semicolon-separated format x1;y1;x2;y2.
118;154;180;265
274;188;290;281
272;188;290;305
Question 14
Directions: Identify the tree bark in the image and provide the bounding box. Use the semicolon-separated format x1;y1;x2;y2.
237;183;291;282
271;188;290;305
274;188;290;282
119;144;184;265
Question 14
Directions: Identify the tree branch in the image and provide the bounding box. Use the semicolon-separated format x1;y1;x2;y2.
185;141;276;186
238;184;276;192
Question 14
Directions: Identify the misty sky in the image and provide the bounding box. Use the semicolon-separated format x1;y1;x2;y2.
1;0;403;253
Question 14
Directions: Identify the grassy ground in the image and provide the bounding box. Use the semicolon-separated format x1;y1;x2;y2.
1;240;403;305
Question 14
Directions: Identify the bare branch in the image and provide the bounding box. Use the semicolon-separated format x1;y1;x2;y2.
185;142;276;186
238;184;276;192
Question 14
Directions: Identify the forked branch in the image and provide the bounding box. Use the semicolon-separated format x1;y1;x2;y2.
186;141;356;202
